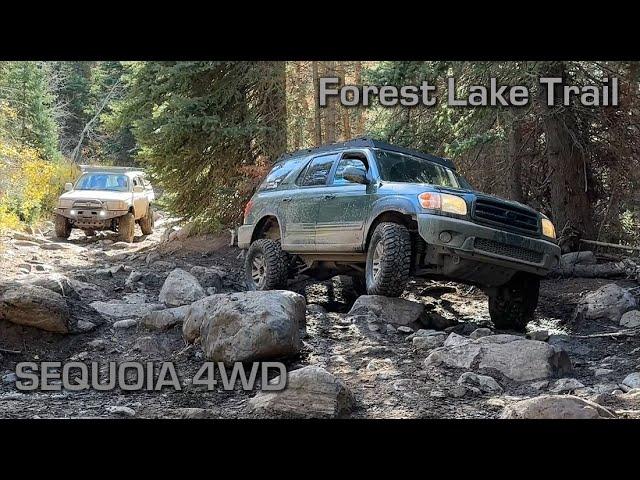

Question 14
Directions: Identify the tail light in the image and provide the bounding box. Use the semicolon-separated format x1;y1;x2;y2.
243;200;254;221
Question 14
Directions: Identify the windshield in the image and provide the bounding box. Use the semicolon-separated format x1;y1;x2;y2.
75;173;130;192
375;150;459;188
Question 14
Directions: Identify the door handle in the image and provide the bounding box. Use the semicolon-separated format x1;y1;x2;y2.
282;197;292;202
323;194;336;200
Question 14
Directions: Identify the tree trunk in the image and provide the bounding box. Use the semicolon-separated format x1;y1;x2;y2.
507;117;525;203
312;61;322;146
354;61;365;135
539;62;594;249
336;63;351;140
262;61;287;161
323;61;337;144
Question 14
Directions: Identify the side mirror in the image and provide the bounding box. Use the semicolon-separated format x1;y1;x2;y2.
133;185;144;193
343;167;369;185
64;183;73;192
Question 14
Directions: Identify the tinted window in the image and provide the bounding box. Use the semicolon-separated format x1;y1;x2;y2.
75;173;129;192
260;159;306;191
375;150;459;188
298;154;338;187
333;158;367;186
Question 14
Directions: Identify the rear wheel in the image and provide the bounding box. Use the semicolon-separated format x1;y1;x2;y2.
118;213;136;243
139;206;154;235
244;239;288;290
54;214;72;239
488;273;540;331
365;222;411;297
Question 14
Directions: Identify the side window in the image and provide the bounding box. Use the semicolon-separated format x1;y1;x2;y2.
133;177;140;188
333;156;368;186
259;159;305;191
298;154;338;187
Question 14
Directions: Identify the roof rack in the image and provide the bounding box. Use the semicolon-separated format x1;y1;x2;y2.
79;165;146;174
278;137;456;170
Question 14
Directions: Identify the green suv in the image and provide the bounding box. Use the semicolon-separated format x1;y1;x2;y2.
238;138;560;331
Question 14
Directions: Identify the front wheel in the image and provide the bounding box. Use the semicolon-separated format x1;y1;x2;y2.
244;239;289;291
139;206;154;235
488;273;540;331
55;214;72;239
118;213;136;243
365;222;411;297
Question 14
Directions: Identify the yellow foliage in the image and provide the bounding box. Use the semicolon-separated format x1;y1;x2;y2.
0;140;77;232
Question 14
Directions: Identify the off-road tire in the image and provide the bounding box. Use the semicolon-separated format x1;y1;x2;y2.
244;239;289;291
365;222;411;297
54;214;72;239
118;212;136;243
139;206;154;235
488;273;540;331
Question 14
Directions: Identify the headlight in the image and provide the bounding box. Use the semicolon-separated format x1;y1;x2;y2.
418;192;468;216
106;200;127;210
541;218;556;239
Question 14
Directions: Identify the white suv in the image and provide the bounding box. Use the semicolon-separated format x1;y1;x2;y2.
55;166;155;243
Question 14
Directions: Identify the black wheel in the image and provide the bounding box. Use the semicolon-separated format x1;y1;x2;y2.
118;212;136;243
244;239;288;290
54;214;72;239
139;206;154;235
488;273;540;331
365;222;411;297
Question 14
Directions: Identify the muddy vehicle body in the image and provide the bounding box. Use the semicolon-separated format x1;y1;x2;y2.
55;166;155;243
238;138;561;330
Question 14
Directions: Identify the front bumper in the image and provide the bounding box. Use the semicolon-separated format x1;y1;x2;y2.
57;207;128;227
417;213;561;275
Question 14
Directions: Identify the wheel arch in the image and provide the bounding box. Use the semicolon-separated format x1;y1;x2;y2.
364;209;418;250
251;214;283;243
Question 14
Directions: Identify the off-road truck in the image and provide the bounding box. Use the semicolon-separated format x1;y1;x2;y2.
238;138;561;331
55;166;155;243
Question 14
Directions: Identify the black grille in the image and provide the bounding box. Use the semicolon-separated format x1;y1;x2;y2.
474;238;543;264
73;200;103;209
473;198;539;234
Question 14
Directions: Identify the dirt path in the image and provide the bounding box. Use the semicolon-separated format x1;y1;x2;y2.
1;216;639;419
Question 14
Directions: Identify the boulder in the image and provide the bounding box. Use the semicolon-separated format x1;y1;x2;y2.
560;251;597;267
18;273;104;301
573;283;636;324
141;306;189;331
189;265;224;290
425;334;572;382
550;378;585;393
620;310;640;328
159;268;205;307
458;372;503;394
248;366;355;418
622;372;640;390
412;332;446;351
348;295;425;328
501;395;615;419
0;285;70;333
183;290;304;364
90;300;164;320
469;328;492;339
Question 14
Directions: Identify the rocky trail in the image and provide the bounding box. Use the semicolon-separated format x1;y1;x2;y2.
1;213;640;419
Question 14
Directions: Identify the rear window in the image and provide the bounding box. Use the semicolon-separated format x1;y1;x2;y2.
259;158;306;191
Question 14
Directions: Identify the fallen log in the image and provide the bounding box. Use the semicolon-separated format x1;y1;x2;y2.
579;239;640;253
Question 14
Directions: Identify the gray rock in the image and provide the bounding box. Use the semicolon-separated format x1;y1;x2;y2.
397;326;414;334
159;268;205;307
444;332;471;348
248;366;355;418
75;320;96;332
133;336;170;355
141;306;189;331
125;271;143;289
189;265;224;290
458;372;503;394
412;333;446;351
39;242;70;251
550;378;585;393
2;372;17;384
112;319;138;329
347;295;425;329
594;368;614;377
620;310;640;328
501;395;615;419
87;339;107;350
573;283;636;324
561;251;597;266
526;330;550;342
469;328;492;339
106;406;136;417
183;290;304;364
175;408;215;419
90;300;164;320
0;285;70;333
307;304;327;315
425;334;572;382
622;372;640;390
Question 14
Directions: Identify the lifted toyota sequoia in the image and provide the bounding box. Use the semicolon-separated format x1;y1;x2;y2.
238;138;561;331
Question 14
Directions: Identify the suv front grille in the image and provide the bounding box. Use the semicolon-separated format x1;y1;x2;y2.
473;198;539;235
474;238;543;264
73;200;103;209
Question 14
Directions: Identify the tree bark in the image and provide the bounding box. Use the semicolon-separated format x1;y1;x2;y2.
312;61;322;146
354;61;365;135
323;60;337;144
507;117;525;203
336;63;351;140
539;62;595;249
262;61;287;161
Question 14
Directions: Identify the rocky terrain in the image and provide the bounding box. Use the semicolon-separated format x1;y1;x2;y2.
1;214;640;419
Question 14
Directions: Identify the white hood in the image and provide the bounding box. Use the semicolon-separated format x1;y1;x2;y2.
60;190;131;202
